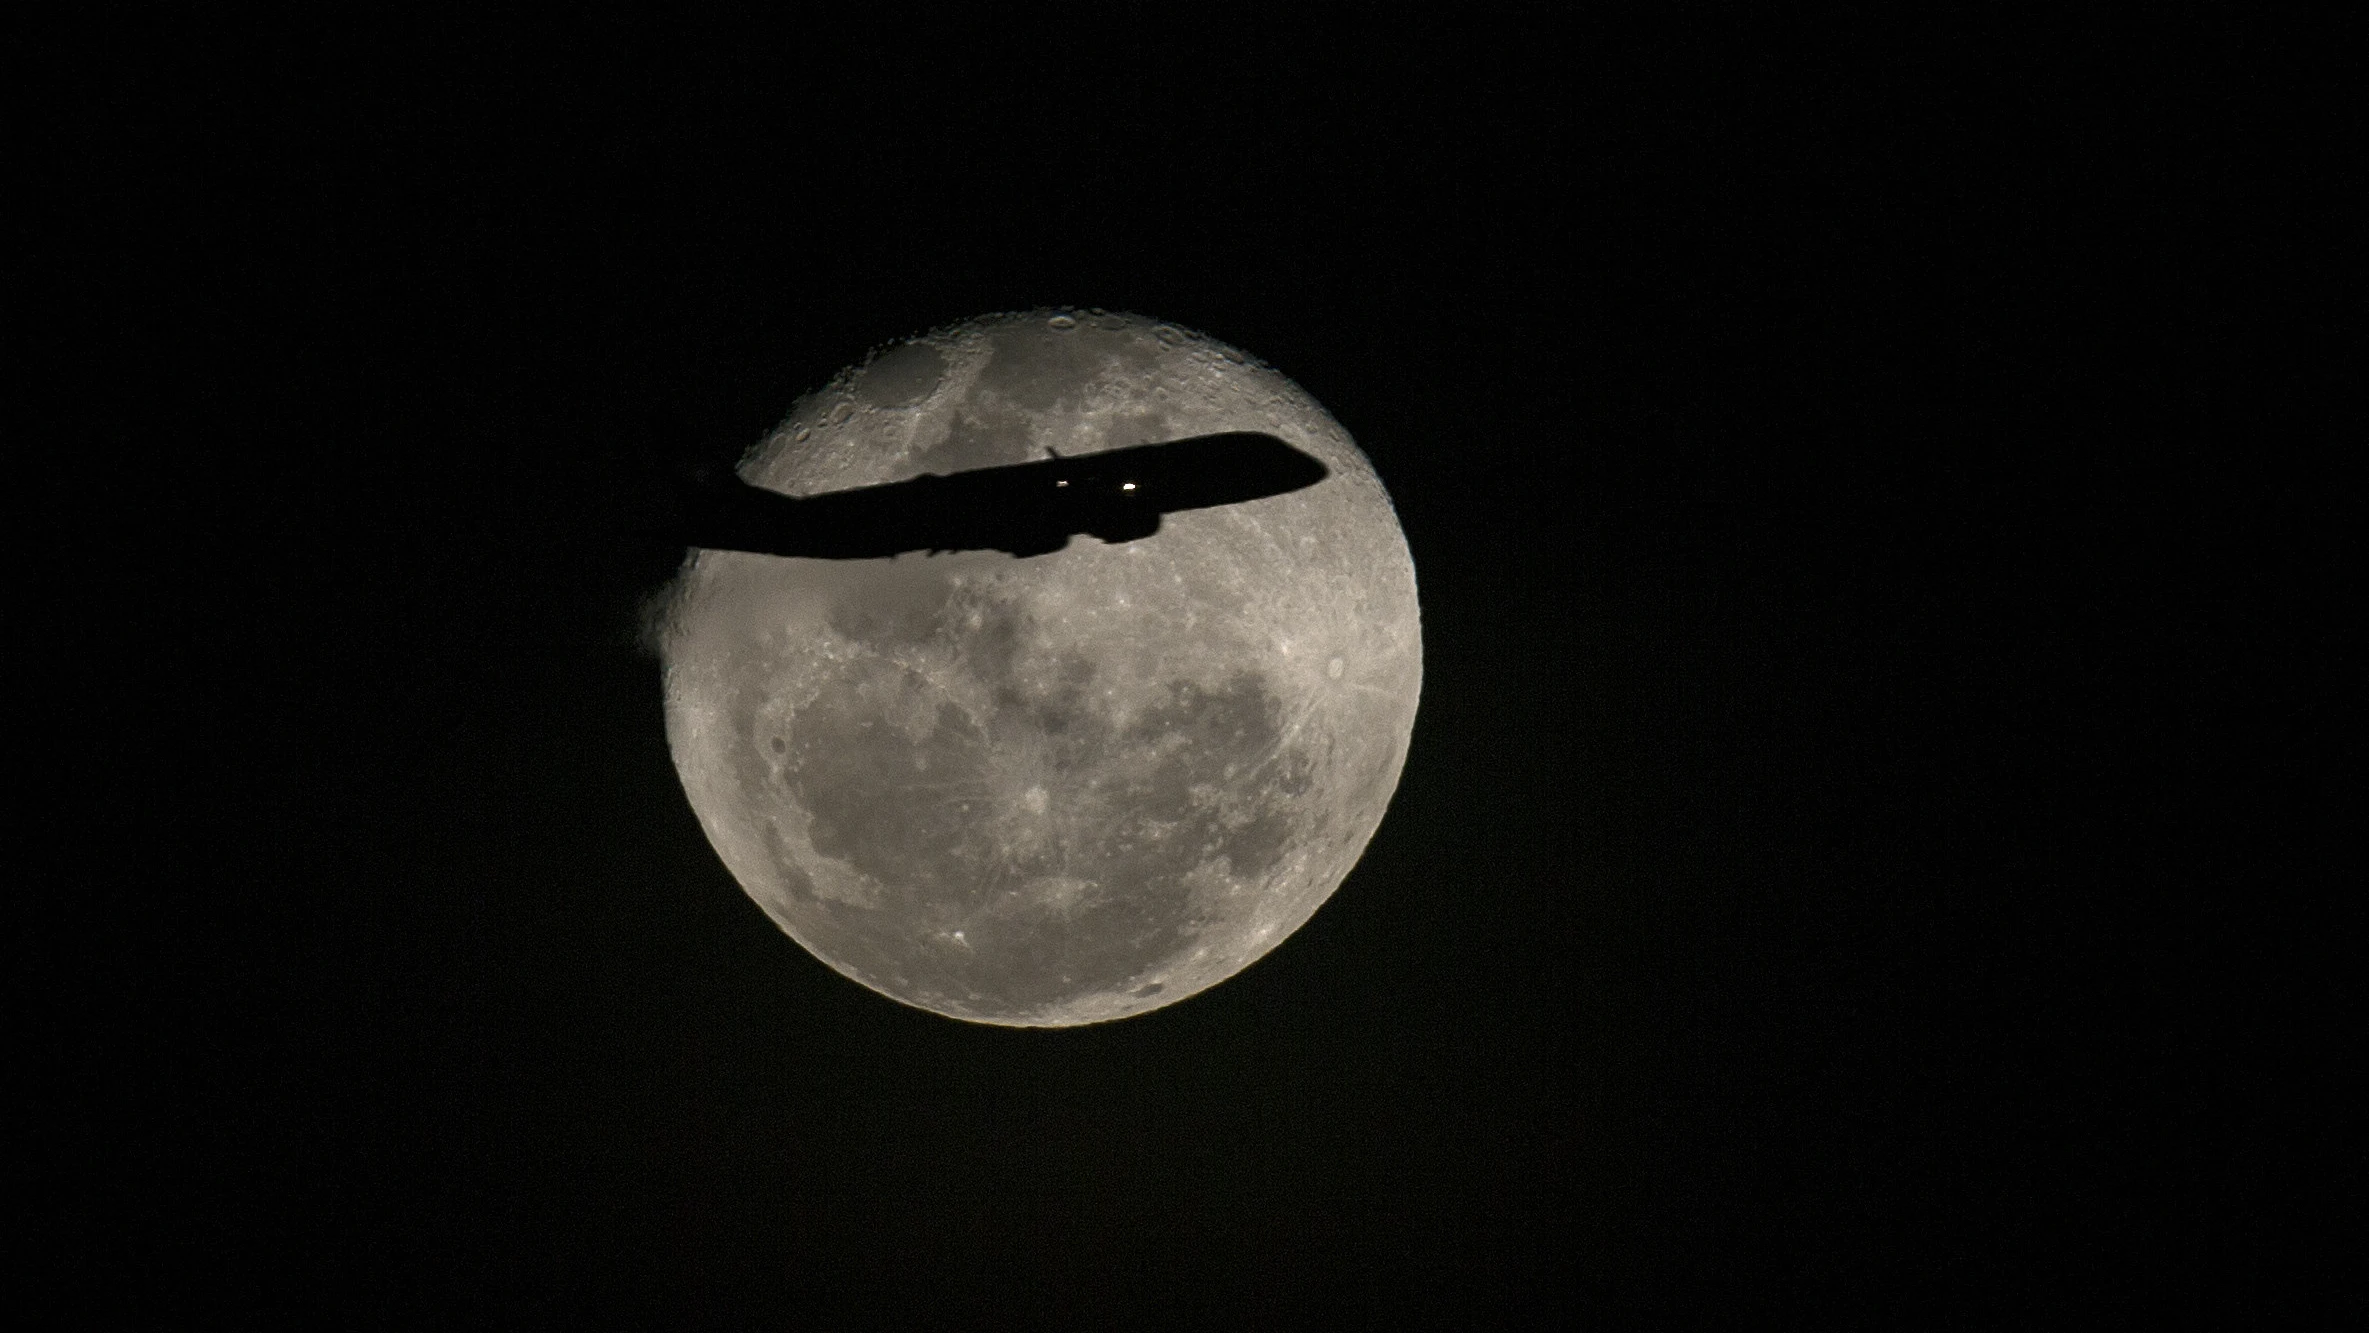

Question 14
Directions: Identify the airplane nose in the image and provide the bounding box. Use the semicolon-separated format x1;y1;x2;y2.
1281;446;1329;489
1233;434;1327;492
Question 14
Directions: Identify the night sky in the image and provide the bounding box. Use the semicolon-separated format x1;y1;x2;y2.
25;15;2335;1326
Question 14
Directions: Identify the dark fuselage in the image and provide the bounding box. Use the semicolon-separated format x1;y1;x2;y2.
680;432;1328;559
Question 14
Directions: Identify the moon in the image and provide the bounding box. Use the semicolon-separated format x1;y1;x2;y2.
658;310;1421;1026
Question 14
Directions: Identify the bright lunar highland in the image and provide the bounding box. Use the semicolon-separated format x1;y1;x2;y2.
659;311;1421;1025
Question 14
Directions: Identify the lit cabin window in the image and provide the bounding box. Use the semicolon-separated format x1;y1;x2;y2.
1121;482;1136;490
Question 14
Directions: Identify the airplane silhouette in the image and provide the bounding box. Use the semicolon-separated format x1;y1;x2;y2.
674;431;1328;559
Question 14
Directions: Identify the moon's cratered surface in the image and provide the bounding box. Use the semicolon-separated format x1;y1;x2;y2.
659;310;1421;1026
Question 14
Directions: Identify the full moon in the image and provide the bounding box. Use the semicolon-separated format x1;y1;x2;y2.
659;310;1421;1025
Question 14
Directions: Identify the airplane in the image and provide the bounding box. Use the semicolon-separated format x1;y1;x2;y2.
674;431;1329;559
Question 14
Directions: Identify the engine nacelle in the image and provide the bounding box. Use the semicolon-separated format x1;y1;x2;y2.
1084;508;1163;544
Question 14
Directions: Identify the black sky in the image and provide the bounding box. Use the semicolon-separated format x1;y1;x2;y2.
22;13;2340;1327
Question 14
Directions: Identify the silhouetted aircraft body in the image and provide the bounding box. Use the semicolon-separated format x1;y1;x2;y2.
678;431;1328;559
